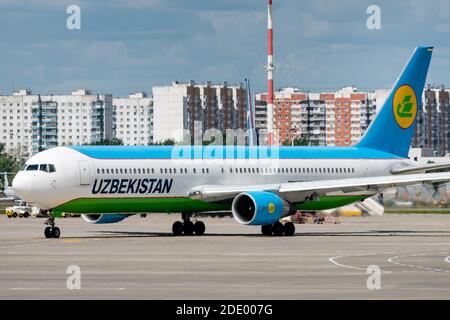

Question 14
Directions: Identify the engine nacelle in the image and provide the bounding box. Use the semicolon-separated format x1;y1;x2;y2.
81;214;130;224
231;191;295;225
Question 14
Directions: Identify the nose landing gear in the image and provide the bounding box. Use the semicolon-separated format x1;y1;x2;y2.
44;212;61;239
171;213;206;236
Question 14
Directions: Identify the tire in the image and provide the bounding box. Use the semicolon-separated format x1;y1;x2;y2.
283;222;295;236
261;224;273;236
172;221;184;236
272;221;284;236
51;227;61;239
194;221;205;236
183;221;194;236
24;212;30;218
44;227;52;239
12;212;17;218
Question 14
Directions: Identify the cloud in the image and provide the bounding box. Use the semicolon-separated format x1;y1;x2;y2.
0;0;449;96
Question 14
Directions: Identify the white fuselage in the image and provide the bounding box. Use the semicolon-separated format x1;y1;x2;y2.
12;146;410;211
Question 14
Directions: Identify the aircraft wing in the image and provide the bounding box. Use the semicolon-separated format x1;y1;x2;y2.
189;172;450;203
390;161;450;174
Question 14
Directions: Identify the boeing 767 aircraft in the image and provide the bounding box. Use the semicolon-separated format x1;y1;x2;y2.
12;46;450;238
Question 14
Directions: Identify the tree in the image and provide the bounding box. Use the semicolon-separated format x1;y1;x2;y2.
89;138;124;146
0;143;22;189
282;137;316;146
152;139;176;146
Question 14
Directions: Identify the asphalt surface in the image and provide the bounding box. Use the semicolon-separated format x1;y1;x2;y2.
1;213;450;299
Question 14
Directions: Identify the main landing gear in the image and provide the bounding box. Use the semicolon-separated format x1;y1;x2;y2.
172;213;206;236
44;212;61;239
261;221;295;237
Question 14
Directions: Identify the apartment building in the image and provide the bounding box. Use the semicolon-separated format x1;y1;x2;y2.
152;81;247;144
413;85;450;156
255;87;389;146
0;89;113;157
113;92;153;146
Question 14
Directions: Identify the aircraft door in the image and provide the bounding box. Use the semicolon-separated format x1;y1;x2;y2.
78;160;91;185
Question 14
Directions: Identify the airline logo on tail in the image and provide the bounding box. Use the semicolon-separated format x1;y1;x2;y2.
393;85;417;129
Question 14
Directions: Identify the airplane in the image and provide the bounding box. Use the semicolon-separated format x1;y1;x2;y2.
0;172;16;201
12;46;450;239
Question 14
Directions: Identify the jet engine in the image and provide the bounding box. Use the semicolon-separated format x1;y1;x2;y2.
231;191;295;225
81;214;130;224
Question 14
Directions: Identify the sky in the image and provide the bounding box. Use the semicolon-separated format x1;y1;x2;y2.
1;0;450;97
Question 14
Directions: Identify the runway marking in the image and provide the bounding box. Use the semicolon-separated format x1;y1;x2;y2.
329;253;391;273
63;239;83;243
387;253;450;273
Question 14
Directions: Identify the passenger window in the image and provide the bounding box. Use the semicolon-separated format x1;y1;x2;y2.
102;169;105;174
120;169;123;174
97;169;100;174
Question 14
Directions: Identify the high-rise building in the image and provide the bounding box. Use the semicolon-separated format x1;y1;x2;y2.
413;85;450;156
255;87;390;146
112;92;153;146
0;89;113;157
152;81;247;144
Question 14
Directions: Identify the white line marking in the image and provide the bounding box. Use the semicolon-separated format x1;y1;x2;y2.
329;253;391;273
329;256;369;271
387;253;450;273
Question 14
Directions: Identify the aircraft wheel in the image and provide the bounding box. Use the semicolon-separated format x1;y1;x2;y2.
44;227;52;239
283;222;295;236
194;221;205;236
172;221;184;236
272;222;284;236
51;227;61;239
183;221;194;236
261;224;273;236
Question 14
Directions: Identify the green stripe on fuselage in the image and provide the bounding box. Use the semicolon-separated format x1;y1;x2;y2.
55;195;369;214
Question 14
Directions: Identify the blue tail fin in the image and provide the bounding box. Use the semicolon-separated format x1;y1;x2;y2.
357;46;433;157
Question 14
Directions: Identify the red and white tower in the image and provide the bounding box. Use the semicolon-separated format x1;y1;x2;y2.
266;0;275;145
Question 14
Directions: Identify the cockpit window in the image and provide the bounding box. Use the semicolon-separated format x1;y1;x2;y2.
39;164;49;172
26;164;39;171
49;164;56;173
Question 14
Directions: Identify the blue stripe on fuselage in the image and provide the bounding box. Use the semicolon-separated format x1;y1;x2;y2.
69;146;402;160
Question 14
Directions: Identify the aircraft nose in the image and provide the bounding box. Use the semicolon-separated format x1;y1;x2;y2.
12;174;32;199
